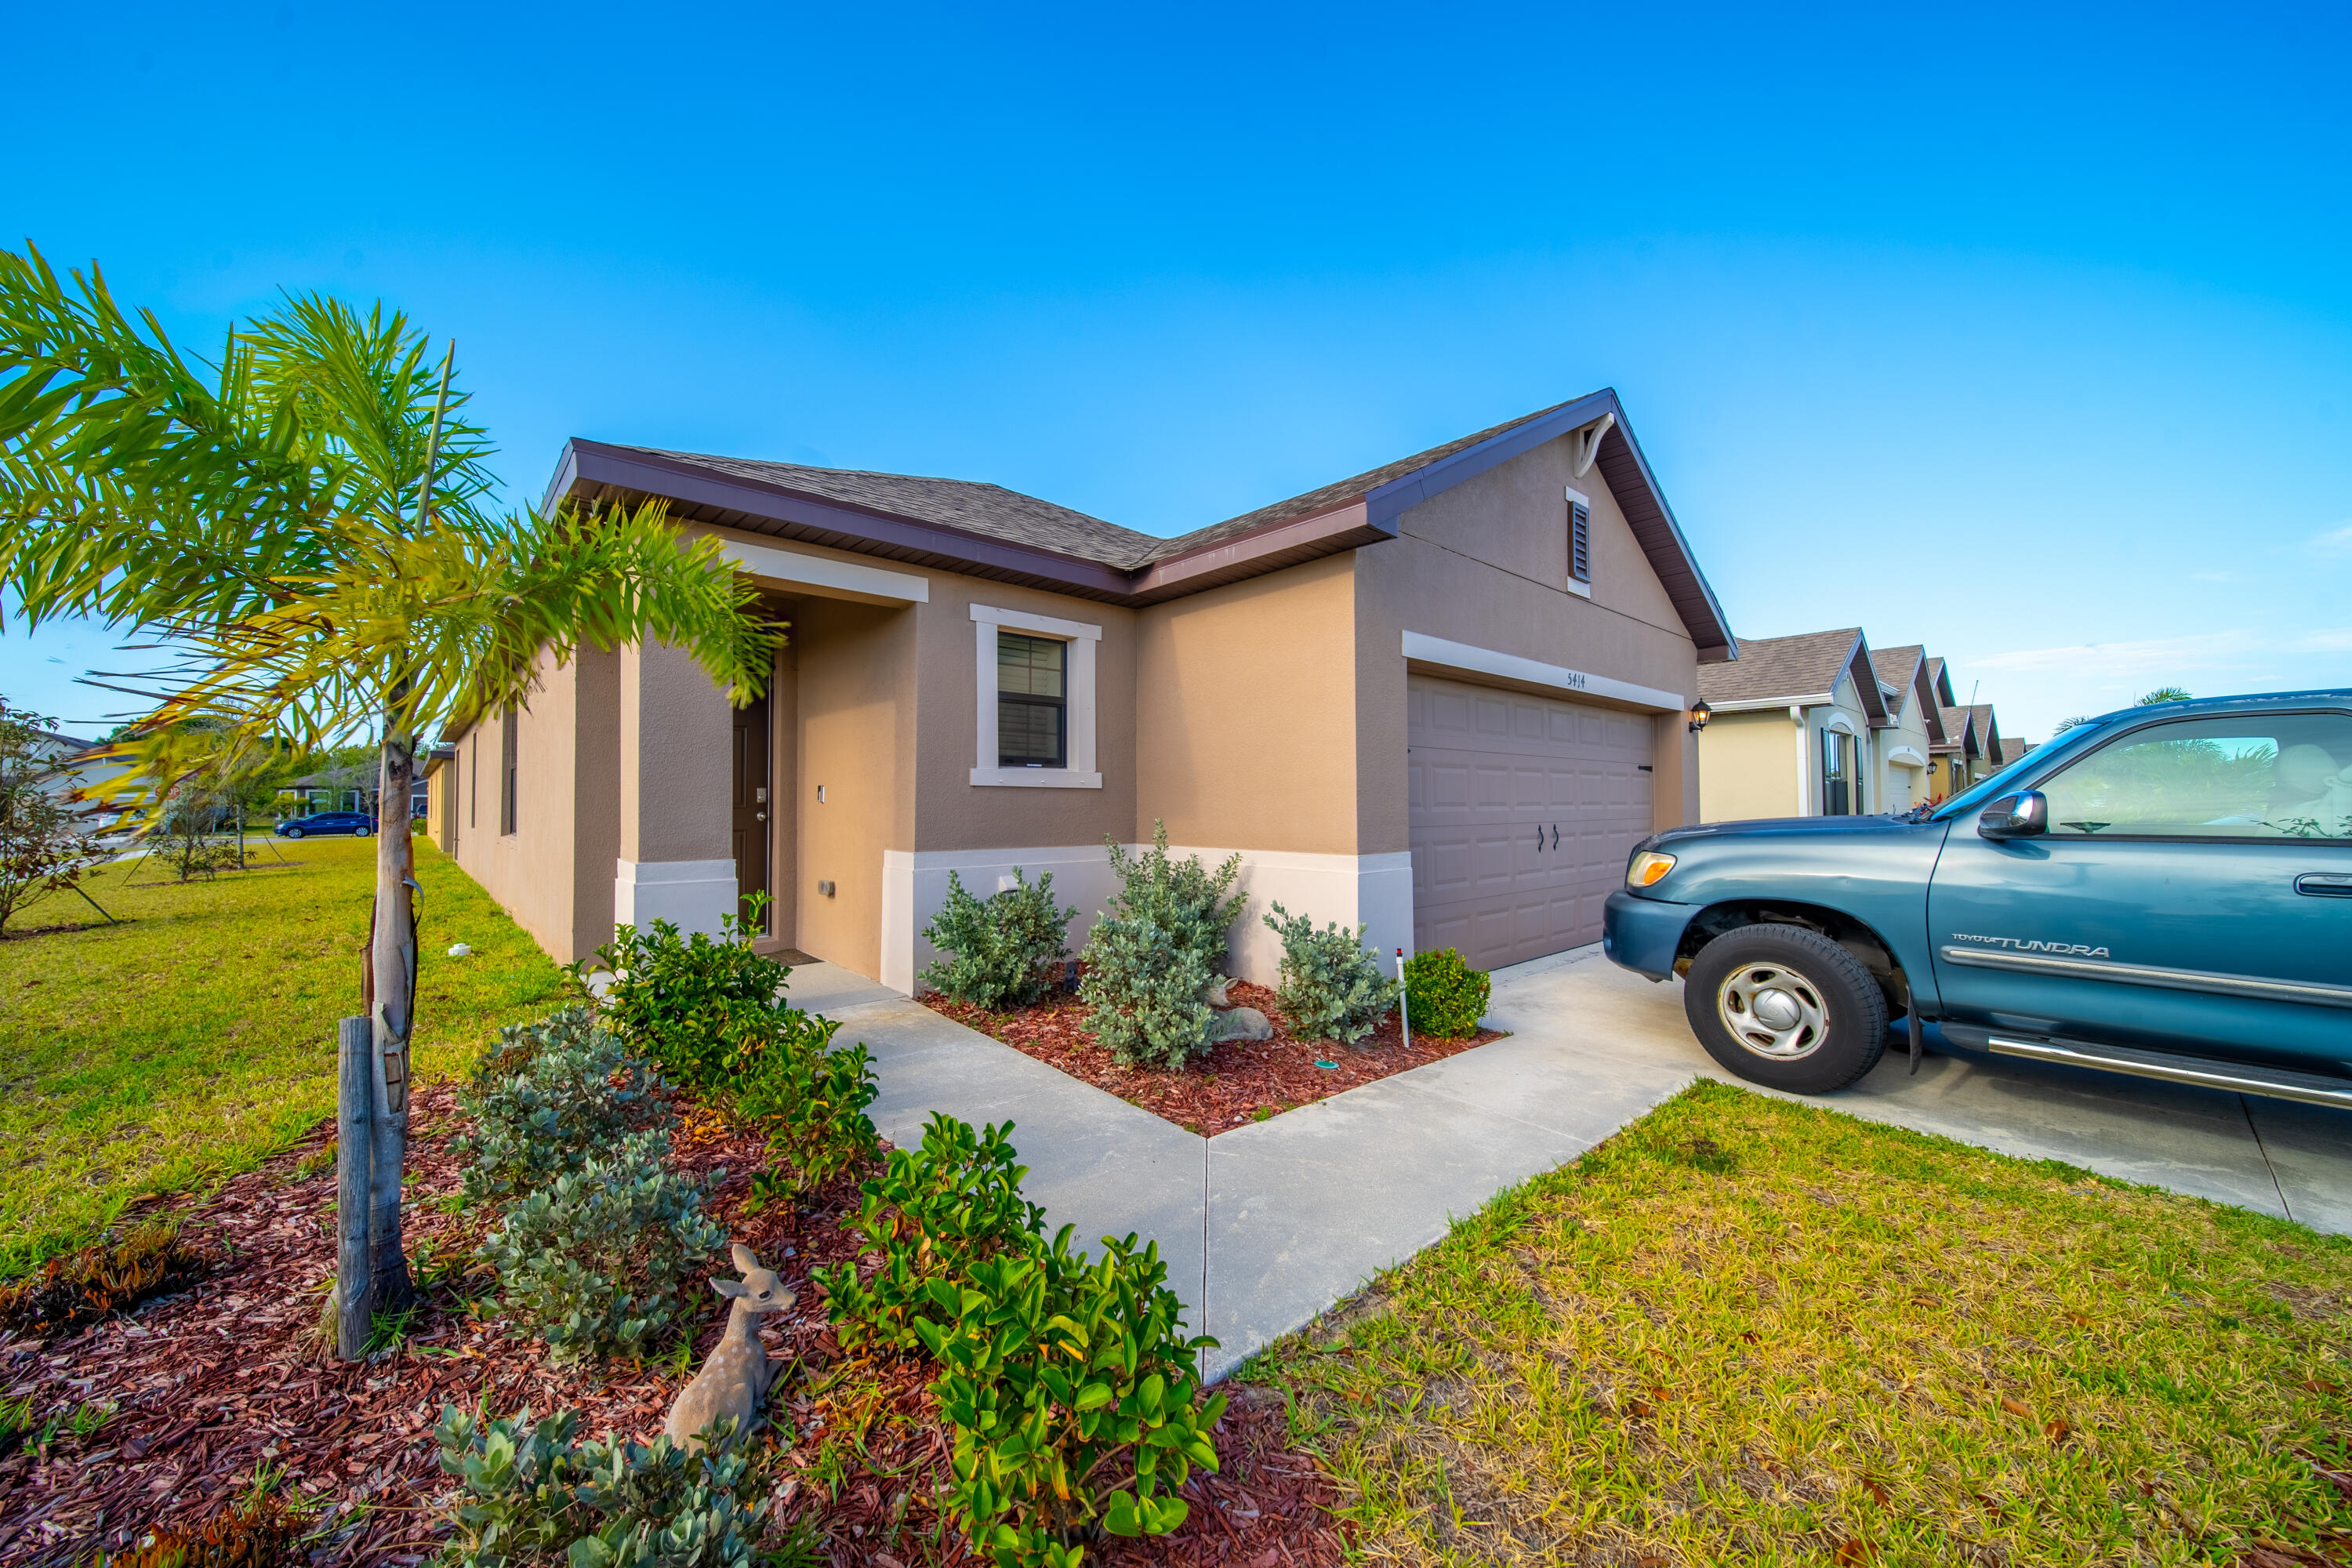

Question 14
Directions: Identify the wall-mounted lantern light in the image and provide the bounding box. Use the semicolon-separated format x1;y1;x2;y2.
1688;699;1713;734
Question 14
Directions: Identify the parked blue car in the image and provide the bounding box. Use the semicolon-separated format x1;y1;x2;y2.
274;811;376;839
1603;689;2352;1109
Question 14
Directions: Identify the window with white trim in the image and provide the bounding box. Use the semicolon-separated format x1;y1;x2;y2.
970;604;1102;788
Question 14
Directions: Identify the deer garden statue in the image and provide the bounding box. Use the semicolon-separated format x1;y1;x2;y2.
664;1243;795;1452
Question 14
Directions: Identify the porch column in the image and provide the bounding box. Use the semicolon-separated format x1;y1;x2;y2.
615;638;736;938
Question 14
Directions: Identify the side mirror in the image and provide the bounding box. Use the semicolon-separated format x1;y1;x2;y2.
1979;790;2049;840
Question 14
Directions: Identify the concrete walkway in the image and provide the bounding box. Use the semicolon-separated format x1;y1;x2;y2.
789;948;2352;1382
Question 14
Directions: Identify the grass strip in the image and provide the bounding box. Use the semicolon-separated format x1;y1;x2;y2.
1251;1079;2352;1566
0;834;568;1272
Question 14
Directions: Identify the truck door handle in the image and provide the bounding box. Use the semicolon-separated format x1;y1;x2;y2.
2296;873;2352;897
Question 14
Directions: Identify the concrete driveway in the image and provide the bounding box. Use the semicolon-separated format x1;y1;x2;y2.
796;945;2350;1382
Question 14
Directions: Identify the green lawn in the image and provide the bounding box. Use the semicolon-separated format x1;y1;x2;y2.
1253;1081;2352;1567
0;835;569;1271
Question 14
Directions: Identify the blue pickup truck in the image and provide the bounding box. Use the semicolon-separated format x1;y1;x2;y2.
1602;689;2352;1109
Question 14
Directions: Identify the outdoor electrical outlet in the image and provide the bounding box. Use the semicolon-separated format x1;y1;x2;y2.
818;880;836;897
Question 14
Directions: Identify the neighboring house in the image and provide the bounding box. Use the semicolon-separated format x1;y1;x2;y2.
26;728;130;822
1924;656;1977;799
1693;628;1890;822
435;389;1737;986
1995;735;2034;766
284;754;427;819
423;746;459;852
1965;702;2005;784
1865;644;1948;811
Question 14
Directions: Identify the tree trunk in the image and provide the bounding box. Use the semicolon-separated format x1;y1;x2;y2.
368;724;418;1316
336;1015;375;1359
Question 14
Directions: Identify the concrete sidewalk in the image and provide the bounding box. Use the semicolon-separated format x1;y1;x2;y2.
793;947;2352;1382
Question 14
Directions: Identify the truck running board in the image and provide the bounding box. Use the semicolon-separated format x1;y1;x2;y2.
1986;1036;2352;1112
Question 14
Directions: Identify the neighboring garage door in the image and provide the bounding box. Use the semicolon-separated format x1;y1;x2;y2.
1407;673;1654;972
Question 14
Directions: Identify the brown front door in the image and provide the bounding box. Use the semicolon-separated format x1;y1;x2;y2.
731;693;771;933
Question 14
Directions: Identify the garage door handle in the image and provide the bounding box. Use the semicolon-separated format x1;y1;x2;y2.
2297;873;2352;897
1533;828;1543;851
1551;824;1559;850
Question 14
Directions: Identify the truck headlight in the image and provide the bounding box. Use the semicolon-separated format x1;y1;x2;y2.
1626;851;1676;888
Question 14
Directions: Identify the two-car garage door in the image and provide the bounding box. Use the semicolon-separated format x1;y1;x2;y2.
1407;674;1654;972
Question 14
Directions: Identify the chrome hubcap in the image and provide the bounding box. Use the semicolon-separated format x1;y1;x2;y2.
1718;964;1828;1060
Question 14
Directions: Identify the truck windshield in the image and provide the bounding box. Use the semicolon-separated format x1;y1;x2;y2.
1929;717;2115;822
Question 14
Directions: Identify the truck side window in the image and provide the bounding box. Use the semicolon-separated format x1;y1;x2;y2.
2038;713;2352;840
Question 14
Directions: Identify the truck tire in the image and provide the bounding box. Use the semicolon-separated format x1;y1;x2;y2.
1683;924;1888;1094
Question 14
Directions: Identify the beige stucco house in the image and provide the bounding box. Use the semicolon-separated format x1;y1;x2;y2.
430;390;1735;985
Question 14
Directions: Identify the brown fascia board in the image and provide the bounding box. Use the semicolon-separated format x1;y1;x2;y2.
1846;633;1893;727
550;387;1740;637
1584;409;1740;664
552;441;1140;603
1357;387;1740;662
1918;670;1948;743
1126;499;1385;602
551;441;1391;608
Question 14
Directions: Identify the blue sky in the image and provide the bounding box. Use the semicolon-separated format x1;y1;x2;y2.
5;1;2348;739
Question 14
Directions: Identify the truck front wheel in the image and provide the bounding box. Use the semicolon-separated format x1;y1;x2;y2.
1684;924;1888;1094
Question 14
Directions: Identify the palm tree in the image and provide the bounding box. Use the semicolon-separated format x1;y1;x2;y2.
0;244;782;1353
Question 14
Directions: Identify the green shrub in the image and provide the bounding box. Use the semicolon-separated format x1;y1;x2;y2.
731;1005;882;1203
815;1114;1221;1567
452;1007;669;1209
1100;822;1241;976
920;868;1076;1009
593;906;792;1090
1076;913;1218;1070
920;1231;1222;1565
433;1403;768;1568
1262;902;1398;1045
1403;946;1490;1039
477;1129;725;1363
812;1114;1046;1353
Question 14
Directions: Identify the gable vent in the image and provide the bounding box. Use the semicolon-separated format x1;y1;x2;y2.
1568;499;1591;583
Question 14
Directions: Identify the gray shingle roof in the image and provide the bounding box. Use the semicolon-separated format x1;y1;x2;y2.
1869;644;1924;693
630;449;1167;568
1697;628;1864;705
637;399;1586;572
1933;706;1976;753
1141;397;1588;564
568;390;1735;652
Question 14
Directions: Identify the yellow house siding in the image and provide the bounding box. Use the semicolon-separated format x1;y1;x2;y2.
1699;709;1802;822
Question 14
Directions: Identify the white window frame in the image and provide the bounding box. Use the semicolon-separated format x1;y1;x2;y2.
971;604;1102;788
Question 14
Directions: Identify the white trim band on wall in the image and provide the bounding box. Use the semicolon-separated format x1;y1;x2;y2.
716;536;931;603
878;843;1414;996
1399;630;1683;712
971;604;1103;788
615;857;738;939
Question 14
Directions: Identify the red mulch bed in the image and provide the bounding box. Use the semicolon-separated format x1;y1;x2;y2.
0;1083;1341;1567
925;981;1506;1138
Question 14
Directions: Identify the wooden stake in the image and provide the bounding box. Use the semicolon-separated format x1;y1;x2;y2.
336;1015;374;1359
